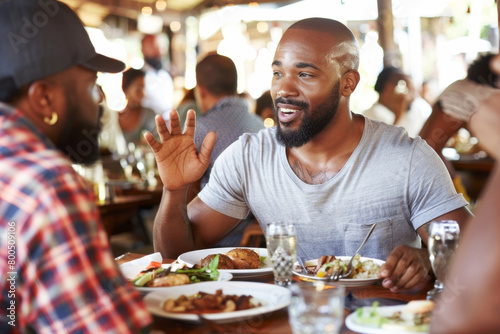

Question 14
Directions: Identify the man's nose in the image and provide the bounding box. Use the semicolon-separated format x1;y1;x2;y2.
275;79;299;99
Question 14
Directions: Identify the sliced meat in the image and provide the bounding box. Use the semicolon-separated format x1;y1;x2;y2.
201;253;235;269
314;255;336;274
225;248;261;269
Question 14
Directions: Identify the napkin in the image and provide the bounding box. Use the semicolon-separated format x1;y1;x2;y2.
119;252;164;280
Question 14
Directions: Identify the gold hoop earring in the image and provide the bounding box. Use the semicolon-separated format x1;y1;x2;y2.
43;112;58;125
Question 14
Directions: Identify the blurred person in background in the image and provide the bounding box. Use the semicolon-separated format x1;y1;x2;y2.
193;53;265;191
0;0;151;332
141;34;175;122
191;53;264;247
419;53;499;203
363;67;431;137
119;68;157;145
255;90;277;127
430;53;500;334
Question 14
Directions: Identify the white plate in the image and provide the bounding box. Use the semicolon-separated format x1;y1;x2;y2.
136;271;233;293
144;281;291;323
292;257;385;287
345;305;429;334
177;247;273;278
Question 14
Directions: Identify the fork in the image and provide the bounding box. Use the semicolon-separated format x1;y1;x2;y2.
297;256;308;273
329;267;344;281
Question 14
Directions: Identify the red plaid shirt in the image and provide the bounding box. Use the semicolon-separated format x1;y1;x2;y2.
0;104;151;333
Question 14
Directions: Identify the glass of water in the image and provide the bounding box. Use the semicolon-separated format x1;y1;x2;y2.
266;222;297;286
427;220;460;300
288;282;345;334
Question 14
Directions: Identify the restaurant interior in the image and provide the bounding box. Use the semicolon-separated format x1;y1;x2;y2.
4;0;499;333
63;0;498;258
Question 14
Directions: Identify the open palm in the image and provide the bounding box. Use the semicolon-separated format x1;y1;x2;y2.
144;110;216;191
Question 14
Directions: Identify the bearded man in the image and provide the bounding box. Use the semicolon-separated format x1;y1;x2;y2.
0;0;150;332
145;18;471;293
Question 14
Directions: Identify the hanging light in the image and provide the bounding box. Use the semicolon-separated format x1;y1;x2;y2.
170;21;181;32
141;6;153;16
156;0;167;12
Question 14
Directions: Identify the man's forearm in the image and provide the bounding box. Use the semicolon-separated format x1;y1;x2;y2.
153;186;194;258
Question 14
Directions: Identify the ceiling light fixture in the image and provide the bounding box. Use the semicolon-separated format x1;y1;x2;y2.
141;6;153;16
170;21;181;32
156;0;167;11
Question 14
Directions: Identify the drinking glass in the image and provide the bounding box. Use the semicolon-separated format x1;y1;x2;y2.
266;222;297;286
288;282;345;334
427;220;460;300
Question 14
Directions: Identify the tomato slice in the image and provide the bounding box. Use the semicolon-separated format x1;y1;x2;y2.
146;261;162;270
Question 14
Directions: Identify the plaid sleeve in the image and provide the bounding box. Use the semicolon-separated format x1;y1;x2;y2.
15;167;152;333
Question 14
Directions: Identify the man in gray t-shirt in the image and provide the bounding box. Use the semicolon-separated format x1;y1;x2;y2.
200;118;466;261
145;18;471;293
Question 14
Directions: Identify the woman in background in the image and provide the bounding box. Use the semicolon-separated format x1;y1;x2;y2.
119;68;157;144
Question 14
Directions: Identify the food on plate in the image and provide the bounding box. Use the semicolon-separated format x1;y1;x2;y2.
132;255;220;287
355;300;434;332
304;254;381;279
315;255;337;272
163;289;262;313
226;248;261;269
147;273;190;287
201;253;234;269
199;248;263;270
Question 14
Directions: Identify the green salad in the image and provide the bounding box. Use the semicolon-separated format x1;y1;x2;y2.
132;254;220;287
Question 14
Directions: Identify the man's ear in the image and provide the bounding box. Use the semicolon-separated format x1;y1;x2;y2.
340;70;360;97
25;80;60;121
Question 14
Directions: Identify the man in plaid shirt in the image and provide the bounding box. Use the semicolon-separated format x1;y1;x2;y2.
0;0;151;332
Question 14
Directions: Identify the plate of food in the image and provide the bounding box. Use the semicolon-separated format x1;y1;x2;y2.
144;281;291;323
177;247;273;278
292;255;384;287
120;253;232;292
345;300;434;333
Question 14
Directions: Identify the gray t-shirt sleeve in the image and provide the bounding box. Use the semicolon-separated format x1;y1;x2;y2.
406;138;468;229
198;139;250;220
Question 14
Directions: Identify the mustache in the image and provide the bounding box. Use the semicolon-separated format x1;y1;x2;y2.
274;97;309;110
98;105;104;118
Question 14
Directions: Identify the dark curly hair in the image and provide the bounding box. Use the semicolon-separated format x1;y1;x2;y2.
467;53;498;88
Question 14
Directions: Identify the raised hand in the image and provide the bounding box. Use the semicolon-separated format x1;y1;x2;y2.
144;109;216;191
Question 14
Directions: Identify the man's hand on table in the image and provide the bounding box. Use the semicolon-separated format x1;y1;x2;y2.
379;245;431;293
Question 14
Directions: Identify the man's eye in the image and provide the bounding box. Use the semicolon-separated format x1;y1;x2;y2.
299;72;312;78
273;71;282;77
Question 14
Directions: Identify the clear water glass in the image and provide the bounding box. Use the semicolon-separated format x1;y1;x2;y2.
266;222;297;286
427;220;460;300
288;282;345;334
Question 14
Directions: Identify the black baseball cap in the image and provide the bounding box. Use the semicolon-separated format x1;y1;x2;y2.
0;0;125;90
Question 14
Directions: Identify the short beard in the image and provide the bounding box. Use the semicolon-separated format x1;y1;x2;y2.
275;82;340;148
145;56;163;71
57;96;101;165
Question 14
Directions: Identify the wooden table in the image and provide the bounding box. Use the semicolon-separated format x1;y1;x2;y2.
97;186;163;239
450;156;495;202
117;253;433;334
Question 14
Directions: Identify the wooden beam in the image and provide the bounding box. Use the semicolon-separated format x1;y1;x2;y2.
377;0;400;68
